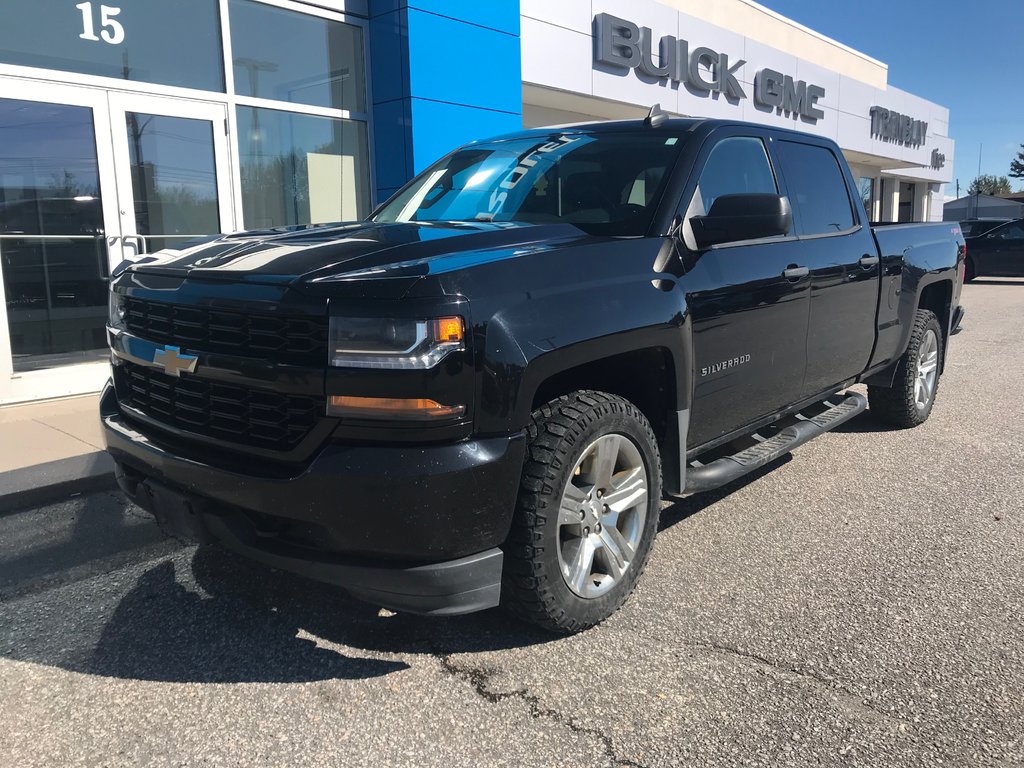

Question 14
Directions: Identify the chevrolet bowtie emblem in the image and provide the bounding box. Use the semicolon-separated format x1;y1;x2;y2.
153;345;198;377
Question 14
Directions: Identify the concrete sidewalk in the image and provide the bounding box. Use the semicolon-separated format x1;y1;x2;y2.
0;394;115;514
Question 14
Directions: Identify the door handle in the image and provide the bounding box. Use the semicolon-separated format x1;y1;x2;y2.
859;254;880;269
122;234;149;255
782;265;809;280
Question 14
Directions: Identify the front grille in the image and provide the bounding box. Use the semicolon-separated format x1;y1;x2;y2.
115;361;323;452
123;297;328;367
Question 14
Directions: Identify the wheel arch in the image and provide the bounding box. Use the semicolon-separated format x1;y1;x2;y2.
918;278;953;372
517;338;691;495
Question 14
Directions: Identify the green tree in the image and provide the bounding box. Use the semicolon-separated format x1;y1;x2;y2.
1010;144;1024;180
968;174;1013;196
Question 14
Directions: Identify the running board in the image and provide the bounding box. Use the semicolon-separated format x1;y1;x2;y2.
683;392;867;495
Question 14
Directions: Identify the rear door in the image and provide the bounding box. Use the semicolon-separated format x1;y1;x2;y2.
773;138;880;394
682;131;811;448
984;221;1024;276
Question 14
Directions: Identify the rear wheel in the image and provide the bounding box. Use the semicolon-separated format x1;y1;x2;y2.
868;309;943;428
502;391;662;633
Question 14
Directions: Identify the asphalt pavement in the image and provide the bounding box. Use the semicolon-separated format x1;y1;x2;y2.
1;278;1022;767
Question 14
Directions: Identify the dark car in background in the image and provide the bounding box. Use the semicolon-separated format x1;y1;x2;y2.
959;218;1011;239
964;218;1024;281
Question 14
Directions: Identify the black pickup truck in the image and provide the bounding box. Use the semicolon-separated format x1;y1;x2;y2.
102;116;965;632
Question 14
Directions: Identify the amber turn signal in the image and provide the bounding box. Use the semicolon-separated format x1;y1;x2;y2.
328;395;466;420
433;316;464;344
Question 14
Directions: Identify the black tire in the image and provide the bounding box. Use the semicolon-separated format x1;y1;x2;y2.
868;309;944;428
502;391;662;634
964;257;977;282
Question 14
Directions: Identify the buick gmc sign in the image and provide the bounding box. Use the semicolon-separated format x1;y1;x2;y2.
595;13;826;122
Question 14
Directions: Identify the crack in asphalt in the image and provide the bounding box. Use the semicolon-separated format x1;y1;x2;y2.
436;654;648;768
681;640;907;726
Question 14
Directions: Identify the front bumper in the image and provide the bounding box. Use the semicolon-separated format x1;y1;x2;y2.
101;383;526;614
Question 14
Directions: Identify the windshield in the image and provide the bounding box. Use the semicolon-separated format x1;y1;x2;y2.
373;132;686;236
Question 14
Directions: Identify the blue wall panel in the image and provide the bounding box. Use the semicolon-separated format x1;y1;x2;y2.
371;99;413;190
409;98;521;172
405;9;521;115
368;0;522;204
407;1;519;35
368;10;408;106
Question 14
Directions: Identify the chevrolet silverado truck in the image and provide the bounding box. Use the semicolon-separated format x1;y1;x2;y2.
102;115;965;633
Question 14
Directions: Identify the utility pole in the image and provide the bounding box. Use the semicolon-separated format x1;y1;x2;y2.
973;144;982;217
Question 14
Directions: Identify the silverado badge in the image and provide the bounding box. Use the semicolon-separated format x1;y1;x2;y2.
153;345;198;377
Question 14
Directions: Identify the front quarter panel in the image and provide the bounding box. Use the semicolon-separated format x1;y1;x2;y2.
442;237;689;435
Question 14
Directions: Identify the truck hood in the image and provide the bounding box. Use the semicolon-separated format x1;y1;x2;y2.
125;221;597;286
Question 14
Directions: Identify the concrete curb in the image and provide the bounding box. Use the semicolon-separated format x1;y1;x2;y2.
0;452;117;516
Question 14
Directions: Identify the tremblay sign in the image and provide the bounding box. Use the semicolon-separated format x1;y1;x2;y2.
869;106;928;148
594;13;826;122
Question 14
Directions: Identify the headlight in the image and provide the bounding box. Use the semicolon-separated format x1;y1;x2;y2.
108;290;126;330
329;316;464;369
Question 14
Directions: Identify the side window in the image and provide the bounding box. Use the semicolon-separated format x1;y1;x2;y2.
776;141;856;235
692;137;777;214
993;223;1024;240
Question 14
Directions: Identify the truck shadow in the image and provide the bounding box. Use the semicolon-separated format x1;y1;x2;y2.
658;455;791;532
829;410;901;434
2;460;801;686
0;509;551;684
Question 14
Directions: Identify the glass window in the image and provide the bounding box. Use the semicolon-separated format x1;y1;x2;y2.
0;98;109;372
961;220;1006;238
230;0;366;113
237;107;370;228
991;222;1024;240
125;113;221;252
0;0;224;91
375;133;685;236
857;177;874;221
694;137;777;214
776;141;856;234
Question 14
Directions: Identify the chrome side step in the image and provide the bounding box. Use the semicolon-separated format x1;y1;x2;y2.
683;392;867;495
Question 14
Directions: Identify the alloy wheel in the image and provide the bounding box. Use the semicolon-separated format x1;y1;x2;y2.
556;434;649;599
915;329;939;409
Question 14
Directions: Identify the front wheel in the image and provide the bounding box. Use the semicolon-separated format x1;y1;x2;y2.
868;309;943;428
502;391;662;633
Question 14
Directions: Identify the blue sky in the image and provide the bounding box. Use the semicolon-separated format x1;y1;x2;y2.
758;0;1024;195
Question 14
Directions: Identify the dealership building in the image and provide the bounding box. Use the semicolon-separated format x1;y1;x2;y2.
0;0;954;404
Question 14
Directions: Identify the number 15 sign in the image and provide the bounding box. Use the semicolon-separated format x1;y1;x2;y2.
76;3;126;45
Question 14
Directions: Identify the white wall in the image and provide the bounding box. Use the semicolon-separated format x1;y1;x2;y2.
520;0;953;187
656;0;887;88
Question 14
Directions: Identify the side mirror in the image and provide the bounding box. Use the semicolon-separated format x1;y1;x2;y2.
690;193;793;249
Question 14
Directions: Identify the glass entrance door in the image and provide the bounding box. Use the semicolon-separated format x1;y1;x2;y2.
0;80;236;403
0;81;119;388
107;93;234;259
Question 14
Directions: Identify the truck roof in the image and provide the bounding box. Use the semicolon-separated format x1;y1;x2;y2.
478;117;839;146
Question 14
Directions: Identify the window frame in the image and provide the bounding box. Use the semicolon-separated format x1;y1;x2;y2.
988;221;1024;240
221;0;374;227
679;128;795;251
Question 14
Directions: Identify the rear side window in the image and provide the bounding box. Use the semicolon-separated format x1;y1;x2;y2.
991;222;1024;240
776;141;856;235
693;137;777;213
